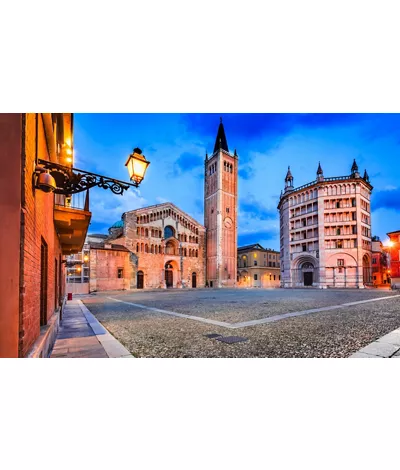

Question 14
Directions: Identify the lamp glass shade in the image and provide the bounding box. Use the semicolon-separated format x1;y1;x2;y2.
125;151;150;185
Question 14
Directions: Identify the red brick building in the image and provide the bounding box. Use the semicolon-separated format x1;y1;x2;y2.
387;230;400;288
0;113;90;357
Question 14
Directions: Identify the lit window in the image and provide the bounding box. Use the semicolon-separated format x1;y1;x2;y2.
117;268;124;278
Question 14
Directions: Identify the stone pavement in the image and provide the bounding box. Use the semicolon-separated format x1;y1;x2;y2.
51;299;133;358
350;326;400;358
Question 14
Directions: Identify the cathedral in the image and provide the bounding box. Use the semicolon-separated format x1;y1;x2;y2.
73;119;239;290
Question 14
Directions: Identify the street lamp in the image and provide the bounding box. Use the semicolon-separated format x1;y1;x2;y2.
34;147;150;195
125;148;150;185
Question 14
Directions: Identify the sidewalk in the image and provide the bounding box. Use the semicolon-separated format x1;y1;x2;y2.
50;299;133;358
350;327;400;358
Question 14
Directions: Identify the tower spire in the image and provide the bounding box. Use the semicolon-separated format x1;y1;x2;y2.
351;159;358;173
317;162;323;175
213;118;229;153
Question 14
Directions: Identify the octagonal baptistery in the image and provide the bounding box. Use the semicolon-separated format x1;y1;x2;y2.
111;202;206;289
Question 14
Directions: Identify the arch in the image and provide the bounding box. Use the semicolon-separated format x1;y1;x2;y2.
141;227;144;236
136;243;139;252
151;244;154;254
145;228;149;237
192;272;197;288
184;248;187;257
159;245;162;254
195;249;198;257
137;271;144;289
137;227;140;236
145;244;149;253
164;225;175;239
141;243;144;252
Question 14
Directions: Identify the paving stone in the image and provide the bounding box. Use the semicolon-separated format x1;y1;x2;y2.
349;352;383;358
358;341;399;358
376;331;400;347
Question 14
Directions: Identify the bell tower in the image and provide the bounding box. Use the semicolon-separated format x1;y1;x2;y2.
204;118;238;288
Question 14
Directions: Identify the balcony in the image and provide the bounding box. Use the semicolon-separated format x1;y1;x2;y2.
54;192;91;255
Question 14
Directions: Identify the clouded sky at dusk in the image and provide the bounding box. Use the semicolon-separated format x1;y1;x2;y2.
74;114;400;250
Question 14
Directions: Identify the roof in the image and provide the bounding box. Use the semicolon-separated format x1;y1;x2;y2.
110;220;123;229
89;242;130;252
123;202;205;230
87;233;108;239
238;243;279;253
387;230;400;235
213;118;229;153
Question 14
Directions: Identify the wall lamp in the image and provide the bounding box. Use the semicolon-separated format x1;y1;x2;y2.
34;147;150;195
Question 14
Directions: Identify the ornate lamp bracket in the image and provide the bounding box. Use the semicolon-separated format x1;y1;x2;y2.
36;159;138;195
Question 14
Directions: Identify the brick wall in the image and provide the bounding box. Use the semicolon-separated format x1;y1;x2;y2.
19;114;65;356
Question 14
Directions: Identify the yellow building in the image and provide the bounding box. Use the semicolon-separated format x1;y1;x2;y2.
237;244;281;288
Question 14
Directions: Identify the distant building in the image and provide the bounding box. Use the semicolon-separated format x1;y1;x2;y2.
387;230;400;288
371;236;390;286
237;244;280;288
278;160;373;288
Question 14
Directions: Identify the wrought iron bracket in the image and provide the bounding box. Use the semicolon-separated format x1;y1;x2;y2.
36;159;138;195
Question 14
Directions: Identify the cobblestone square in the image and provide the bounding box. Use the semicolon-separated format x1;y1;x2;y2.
82;288;400;358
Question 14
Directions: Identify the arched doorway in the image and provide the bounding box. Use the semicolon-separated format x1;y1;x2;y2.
137;271;144;289
165;262;173;288
363;254;371;285
192;272;197;288
301;262;314;286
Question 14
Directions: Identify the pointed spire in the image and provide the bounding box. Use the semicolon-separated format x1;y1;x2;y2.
363;169;369;182
234;148;237;157
317;161;323;175
351;158;358;173
285;166;293;182
213;118;229;153
205;151;208;161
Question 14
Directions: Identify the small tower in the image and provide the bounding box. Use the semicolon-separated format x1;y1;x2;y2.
363;169;370;183
351;159;360;178
284;166;294;191
316;161;324;182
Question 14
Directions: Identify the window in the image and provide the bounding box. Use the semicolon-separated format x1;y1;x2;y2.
254;260;257;266
336;228;341;235
352;198;356;207
337;240;343;249
372;257;377;264
336;201;340;208
352;225;357;234
164;225;175;239
226;207;230;213
274;275;276;280
302;244;307;252
117;268;124;278
337;259;345;266
254;274;258;281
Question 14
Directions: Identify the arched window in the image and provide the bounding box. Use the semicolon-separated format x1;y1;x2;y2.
136;243;139;252
145;244;149;253
145;228;149;237
137;228;140;236
189;249;192;257
164;225;175;239
196;237;198;244
184;248;187;257
141;227;144;236
151;244;154;254
141;243;144;252
195;250;198;257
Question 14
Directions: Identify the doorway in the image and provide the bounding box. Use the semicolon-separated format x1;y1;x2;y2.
304;271;313;286
40;239;48;326
165;262;173;288
192;272;197;288
137;271;144;289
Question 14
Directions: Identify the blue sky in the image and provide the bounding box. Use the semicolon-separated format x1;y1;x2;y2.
74;114;400;250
